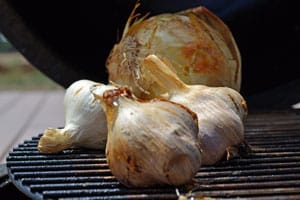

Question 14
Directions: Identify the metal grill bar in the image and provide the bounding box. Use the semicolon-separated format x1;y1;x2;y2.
195;187;300;198
59;194;178;200
42;188;176;199
6;110;300;199
7;158;106;165
22;177;117;184
13;169;112;179
29;182;121;191
10;163;108;171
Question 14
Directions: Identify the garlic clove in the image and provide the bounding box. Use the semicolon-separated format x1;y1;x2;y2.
201;86;248;122
106;5;241;99
38;80;116;154
93;87;202;187
141;55;247;165
187;94;244;165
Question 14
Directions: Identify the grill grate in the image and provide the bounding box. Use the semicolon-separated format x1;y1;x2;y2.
6;110;300;199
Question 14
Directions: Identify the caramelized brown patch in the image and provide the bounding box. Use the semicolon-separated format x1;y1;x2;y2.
73;87;83;96
189;6;241;84
241;100;248;114
127;155;132;163
103;87;133;105
125;154;142;173
181;43;219;74
227;94;240;112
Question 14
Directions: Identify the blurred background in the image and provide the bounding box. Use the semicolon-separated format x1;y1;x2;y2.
1;0;299;110
0;32;62;90
0;32;64;163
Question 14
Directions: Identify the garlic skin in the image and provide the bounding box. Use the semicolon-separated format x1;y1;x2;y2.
93;87;201;187
142;55;247;165
38;80;116;154
106;5;241;99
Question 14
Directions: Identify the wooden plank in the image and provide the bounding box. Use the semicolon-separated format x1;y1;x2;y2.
0;91;45;162
13;90;65;148
0;91;65;163
0;91;21;113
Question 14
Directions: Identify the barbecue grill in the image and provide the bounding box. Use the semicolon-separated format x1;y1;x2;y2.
1;0;300;199
1;110;300;199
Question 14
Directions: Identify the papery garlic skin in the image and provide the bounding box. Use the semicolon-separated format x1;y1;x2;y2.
169;86;245;165
142;55;247;165
94;87;201;187
38;80;116;154
106;6;241;99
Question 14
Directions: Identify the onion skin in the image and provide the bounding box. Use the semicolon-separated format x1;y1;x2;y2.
106;6;241;99
93;87;202;187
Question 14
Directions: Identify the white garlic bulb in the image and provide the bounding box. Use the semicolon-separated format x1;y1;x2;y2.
38;79;116;154
93;87;202;187
141;55;247;165
106;5;241;99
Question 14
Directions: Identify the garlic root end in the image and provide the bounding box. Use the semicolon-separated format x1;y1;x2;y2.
38;128;73;154
225;141;252;161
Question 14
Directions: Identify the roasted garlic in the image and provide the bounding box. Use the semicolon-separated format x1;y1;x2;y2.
38;80;116;154
93;87;202;187
141;55;247;165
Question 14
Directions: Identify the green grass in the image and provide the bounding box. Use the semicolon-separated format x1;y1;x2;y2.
0;52;63;90
0;67;63;90
0;40;15;52
0;42;15;52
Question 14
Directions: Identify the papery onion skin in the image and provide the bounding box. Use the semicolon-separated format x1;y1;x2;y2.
106;6;241;99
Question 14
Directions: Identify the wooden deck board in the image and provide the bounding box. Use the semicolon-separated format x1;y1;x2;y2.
0;90;65;163
0;91;21;114
12;91;65;150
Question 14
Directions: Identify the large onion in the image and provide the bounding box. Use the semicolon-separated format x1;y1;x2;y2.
106;4;241;99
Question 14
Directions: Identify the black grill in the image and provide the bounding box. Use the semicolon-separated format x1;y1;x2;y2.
6;110;300;199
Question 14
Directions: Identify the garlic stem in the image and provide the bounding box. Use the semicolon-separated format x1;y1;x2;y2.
92;86;133;134
141;55;189;93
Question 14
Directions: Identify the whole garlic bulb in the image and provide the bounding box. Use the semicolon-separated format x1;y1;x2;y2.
142;55;247;165
38;79;116;154
93;87;201;187
106;5;241;99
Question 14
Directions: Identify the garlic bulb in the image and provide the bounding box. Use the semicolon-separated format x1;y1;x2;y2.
38;80;116;154
106;5;241;99
93;87;201;187
141;55;247;165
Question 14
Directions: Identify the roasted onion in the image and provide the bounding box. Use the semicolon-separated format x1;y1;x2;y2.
106;4;241;99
